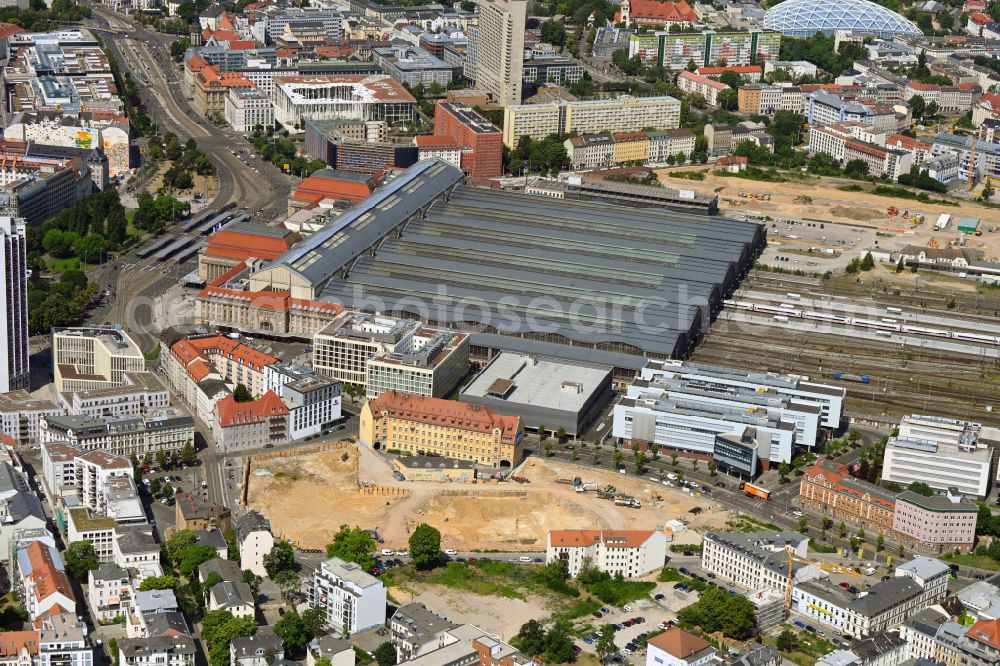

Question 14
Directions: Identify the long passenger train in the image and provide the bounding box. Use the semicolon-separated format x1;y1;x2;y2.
725;299;1000;345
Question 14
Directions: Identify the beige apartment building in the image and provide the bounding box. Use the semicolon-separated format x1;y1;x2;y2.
53;327;146;393
473;0;527;106
359;391;523;468
502;95;681;147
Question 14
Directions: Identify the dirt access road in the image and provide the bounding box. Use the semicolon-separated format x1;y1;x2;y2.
246;444;728;551
657;167;1000;261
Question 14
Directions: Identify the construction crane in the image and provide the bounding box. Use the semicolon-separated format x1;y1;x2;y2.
783;547;860;609
968;133;979;193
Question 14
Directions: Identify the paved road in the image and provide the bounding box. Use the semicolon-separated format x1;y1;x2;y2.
90;7;290;217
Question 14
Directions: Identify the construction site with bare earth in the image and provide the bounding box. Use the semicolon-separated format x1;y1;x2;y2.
245;442;729;552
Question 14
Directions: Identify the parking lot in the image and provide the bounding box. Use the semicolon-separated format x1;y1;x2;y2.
575;582;700;660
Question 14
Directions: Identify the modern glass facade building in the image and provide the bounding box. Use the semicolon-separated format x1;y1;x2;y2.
764;0;921;38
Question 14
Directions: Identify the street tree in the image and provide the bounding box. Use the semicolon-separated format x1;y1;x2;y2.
64;540;100;579
263;541;295;579
409;523;442;570
634;450;646;475
596;624;617;663
374;642;397;666
325;525;376;572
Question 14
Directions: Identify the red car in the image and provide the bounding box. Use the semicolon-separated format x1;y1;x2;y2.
838;582;851;589
468;557;478;563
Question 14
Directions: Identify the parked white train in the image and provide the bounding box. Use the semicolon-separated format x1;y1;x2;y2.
726;299;1000;345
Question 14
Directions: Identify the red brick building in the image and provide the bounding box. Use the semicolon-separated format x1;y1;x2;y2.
800;461;896;535
433;101;503;178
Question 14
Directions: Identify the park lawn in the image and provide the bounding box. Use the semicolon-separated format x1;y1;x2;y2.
809;542;839;554
383;560;567;601
581;577;656;605
46;256;83;272
943;553;1000;571
658;567;707;592
767;626;836;666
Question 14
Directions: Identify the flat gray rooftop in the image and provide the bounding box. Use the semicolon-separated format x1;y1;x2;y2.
320;185;764;359
461;351;611;412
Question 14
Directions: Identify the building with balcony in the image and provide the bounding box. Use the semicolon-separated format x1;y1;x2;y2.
311;556;386;637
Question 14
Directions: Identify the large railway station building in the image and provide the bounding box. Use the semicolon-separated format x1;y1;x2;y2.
195;159;765;380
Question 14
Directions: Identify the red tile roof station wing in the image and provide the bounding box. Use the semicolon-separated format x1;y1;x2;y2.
204;230;291;261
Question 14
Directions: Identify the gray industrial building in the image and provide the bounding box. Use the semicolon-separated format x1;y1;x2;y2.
316;173;764;365
250;159;764;374
460;352;613;437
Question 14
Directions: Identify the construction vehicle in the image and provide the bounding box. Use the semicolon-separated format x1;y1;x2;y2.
928;238;939;249
969;134;979;193
886;206;899;217
783;547;861;609
739;482;771;500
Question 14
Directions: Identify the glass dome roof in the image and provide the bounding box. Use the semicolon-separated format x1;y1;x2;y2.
764;0;922;38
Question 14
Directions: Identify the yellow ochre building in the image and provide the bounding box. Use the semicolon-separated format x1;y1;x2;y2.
359;390;523;469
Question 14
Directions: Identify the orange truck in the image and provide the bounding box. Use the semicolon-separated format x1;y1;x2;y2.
740;482;771;500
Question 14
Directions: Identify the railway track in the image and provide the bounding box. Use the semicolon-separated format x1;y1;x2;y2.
695;321;1000;426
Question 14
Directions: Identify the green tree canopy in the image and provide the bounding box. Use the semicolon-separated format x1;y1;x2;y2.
263;540;296;579
408;523;442;570
232;384;253;403
374;642;397;666
274;609;313;654
514;620;546;656
201;611;257;666
64;540;100;579
677;587;756;639
138;575;179;591
325;525;376;572
908;481;935;496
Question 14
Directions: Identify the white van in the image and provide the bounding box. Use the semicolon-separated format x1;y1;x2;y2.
519;556;532;563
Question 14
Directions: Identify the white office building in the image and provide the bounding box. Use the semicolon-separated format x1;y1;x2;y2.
311;556;386;637
639;360;845;429
546;529;668;579
312;312;469;399
225;88;275;133
0;217;29;394
881;414;994;497
271;75;415;130
0;391;62;446
58;372;170;419
613;381;798;465
52;327;146;393
701;530;818;594
791;557;950;638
